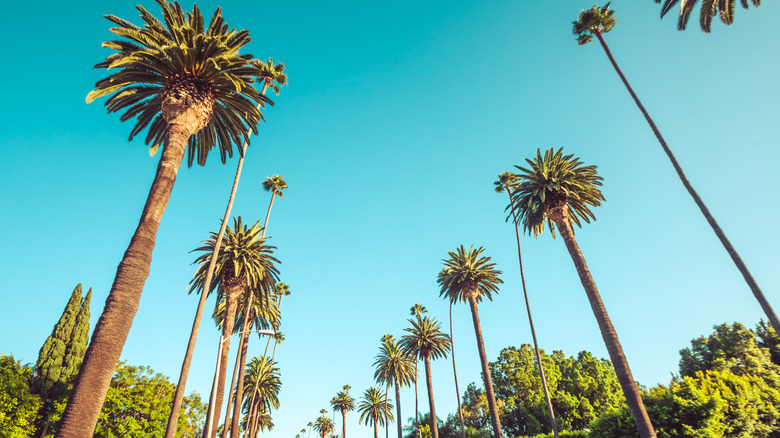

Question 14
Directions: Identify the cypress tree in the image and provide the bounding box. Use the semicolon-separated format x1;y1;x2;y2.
61;288;91;388
33;284;82;400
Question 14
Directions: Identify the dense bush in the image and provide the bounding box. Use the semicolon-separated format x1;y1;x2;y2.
0;354;42;438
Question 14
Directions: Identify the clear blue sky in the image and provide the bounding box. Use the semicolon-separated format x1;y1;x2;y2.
1;1;778;437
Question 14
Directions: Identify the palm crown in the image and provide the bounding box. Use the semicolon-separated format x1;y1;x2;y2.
573;2;617;45
86;0;275;166
493;172;519;194
400;315;451;360
374;337;416;389
314;415;335;438
656;0;761;33
241;356;281;415
331;385;356;414
255;58;288;95
263;175;288;197
437;245;503;304
358;387;393;427
511;148;605;238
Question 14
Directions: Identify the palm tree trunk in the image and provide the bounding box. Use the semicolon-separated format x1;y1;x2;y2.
342;410;347;438
448;302;467;438
223;330;245;438
394;381;403;438
374;419;378;438
593;30;780;336
230;289;255;438
550;207;656;438
205;283;242;438
56;123;191;438
506;188;559;437
414;359;419;438
466;295;503;438
423;353;439;438
385;384;390;438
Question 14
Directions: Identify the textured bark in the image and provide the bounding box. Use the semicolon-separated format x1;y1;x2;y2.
414;360;419;438
56;121;193;438
230;289;255;438
341;409;347;438
466;295;503;438
593;30;780;336
550;206;656;438
448;303;467;438
423;353;439;438
505;187;558;437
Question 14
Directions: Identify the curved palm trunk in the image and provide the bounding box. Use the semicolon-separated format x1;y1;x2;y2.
448;302;467;438
230;289;255;438
222;353;241;438
593;30;780;336
205;283;242;438
394;381;403;438
506;188;559;437
56;122;193;438
466;295;502;438
550;207;656;438
423;353;439;438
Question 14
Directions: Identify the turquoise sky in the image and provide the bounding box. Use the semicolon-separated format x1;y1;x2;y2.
1;1;778;437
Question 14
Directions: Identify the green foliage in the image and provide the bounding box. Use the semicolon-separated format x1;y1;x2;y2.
460;383;504;432
515;431;590;438
487;345;623;436
572;3;617;45
755;319;780;366
33;284;82;399
0;354;42;437
437;245;503;304
656;0;761;33
94;362;206;438
61;288;91;388
358;387;393;428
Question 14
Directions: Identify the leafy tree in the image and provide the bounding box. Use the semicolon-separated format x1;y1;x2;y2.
331;385;356;438
0;354;42;437
61;288;91;385
573;3;779;339
92;362;205;438
460;383;493;432
511;147;655;437
655;0;761;33
495;172;559;438
67;1;277;434
756;319;780;366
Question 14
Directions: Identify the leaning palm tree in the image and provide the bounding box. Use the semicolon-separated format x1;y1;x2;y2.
330;385;356;438
437;245;504;438
408;304;426;438
494;172;559;437
313;414;335;438
167;57;287;438
264;283;291;356
374;336;416;438
261;175;288;233
399;316;450;438
573;3;779;338
655;0;761;32
190;217;280;438
511;147;656;438
358;387;394;438
60;2;276;435
241;356;280;438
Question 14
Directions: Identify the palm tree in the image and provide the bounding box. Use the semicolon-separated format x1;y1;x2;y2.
399;316;450;438
330;385;356;438
408;304;426;438
573;3;779;338
60;3;276;435
314;413;335;438
307;422;314;438
494;172;559;437
264;283;291;356
655;0;761;32
190;217;280;438
374;337;416;438
359;387;394;438
229;174;288;438
167;59;286;438
241;356;280;438
437;245;504;438
511;147;656;437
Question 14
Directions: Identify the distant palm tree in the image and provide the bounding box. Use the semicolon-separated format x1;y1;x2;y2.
314;414;335;438
61;3;276;435
359;387;394;438
264;283;292;356
374;336;416;438
330;385;356;438
437;245;503;438
573;3;779;338
400;316;450;438
190;217;281;437
512;147;656;438
408;304;426;438
261;175;288;233
307;422;314;438
241;357;280;438
495;172;559;437
655;0;761;32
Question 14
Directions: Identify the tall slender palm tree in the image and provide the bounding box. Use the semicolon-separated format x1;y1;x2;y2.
494;172;559;437
358;387;394;438
654;0;761;32
190;217;280;438
437;245;504;438
511;147;656;438
330;385;356;438
241;356;280;438
307;422;314;438
408;304;426;438
264;283;291;356
61;3;275;435
229;174;288;438
399;316;450;438
573;3;779;337
167;59;286;438
314;413;335;438
374;337;416;438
